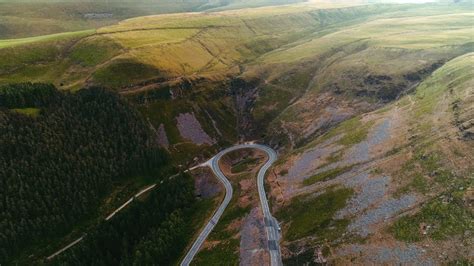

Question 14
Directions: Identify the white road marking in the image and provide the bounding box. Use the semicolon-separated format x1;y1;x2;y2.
181;143;282;266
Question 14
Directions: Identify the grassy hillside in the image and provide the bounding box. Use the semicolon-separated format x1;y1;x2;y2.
0;1;471;161
0;30;94;49
0;0;306;39
0;3;398;88
0;2;400;163
254;5;473;147
1;1;472;264
272;52;473;264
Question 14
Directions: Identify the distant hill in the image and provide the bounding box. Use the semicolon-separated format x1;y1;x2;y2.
0;0;306;39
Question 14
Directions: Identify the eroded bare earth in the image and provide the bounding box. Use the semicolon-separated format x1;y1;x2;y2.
270;77;474;264
177;112;215;145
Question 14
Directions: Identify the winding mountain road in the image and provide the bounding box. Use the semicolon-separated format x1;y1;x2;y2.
48;143;281;265
181;143;282;266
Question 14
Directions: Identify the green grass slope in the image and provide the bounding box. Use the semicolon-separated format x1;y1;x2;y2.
0;1;471;161
0;1;472;264
0;2;411;162
272;52;473;264
254;4;473;147
0;3;419;91
0;0;307;39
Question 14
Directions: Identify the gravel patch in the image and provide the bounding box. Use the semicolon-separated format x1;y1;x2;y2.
348;194;417;237
337;244;364;256
374;245;433;265
336;174;390;219
292;164;367;197
194;169;221;199
343;171;370;187
302;105;352;139
176;112;215;145
337;244;434;265
284;135;342;181
240;207;268;266
369;119;391;146
156;123;169;148
301;119;392;182
345;118;392;165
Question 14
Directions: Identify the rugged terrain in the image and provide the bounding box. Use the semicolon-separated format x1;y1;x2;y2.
0;0;472;264
193;149;269;265
271;53;473;264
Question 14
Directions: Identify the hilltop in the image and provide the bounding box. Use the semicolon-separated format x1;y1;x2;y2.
0;0;305;39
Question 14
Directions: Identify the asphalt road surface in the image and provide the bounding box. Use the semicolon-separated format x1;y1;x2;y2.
48;143;282;265
181;143;282;266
